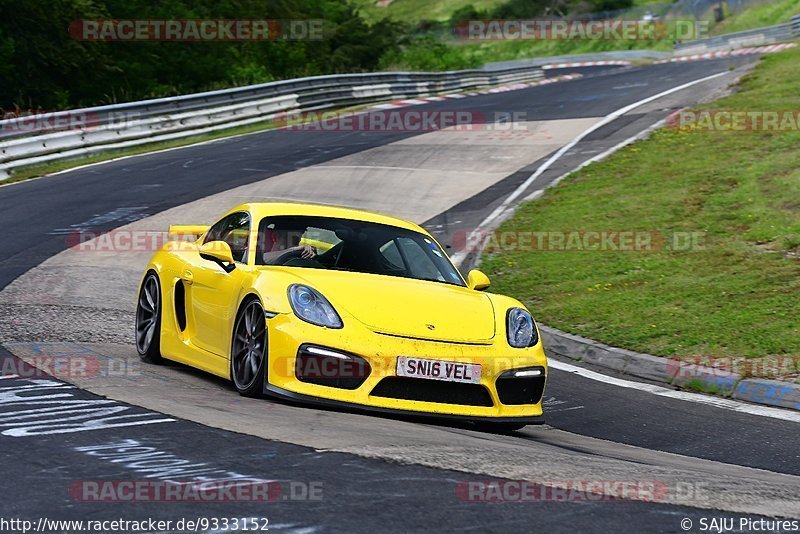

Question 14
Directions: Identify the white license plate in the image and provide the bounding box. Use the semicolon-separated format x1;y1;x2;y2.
396;357;481;384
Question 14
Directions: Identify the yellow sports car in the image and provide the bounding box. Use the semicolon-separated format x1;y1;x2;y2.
136;202;547;429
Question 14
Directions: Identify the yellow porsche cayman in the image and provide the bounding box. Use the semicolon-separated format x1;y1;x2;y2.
136;202;547;429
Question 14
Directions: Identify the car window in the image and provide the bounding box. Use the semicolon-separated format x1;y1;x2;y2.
255;215;464;287
396;237;445;281
379;240;403;270
204;211;250;263
300;227;341;252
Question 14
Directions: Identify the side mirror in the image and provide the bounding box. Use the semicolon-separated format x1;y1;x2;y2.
199;241;236;273
466;269;490;291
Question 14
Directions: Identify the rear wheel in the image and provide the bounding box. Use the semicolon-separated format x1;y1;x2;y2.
135;271;163;363
231;298;268;397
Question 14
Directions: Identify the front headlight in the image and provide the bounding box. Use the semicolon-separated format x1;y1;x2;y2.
288;284;343;329
506;308;538;348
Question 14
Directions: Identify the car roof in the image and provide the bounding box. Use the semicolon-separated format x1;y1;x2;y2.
227;202;426;234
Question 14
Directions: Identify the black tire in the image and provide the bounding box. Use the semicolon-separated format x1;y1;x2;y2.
135;271;163;364
230;298;268;397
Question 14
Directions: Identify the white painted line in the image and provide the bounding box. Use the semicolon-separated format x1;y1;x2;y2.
450;70;729;266
549;359;800;423
0;375;20;380
524;117;667;200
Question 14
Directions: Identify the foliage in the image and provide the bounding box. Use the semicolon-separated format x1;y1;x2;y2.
0;0;406;109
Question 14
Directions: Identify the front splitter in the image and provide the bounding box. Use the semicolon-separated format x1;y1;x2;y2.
263;383;545;426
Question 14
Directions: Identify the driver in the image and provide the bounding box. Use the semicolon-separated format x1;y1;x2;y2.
262;227;316;264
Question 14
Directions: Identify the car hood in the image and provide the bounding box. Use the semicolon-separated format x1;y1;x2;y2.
282;269;496;343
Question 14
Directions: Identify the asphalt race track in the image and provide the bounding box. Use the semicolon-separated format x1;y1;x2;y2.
2;57;799;532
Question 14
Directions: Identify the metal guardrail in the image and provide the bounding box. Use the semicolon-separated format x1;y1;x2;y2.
484;50;670;71
4;9;798;181
675;15;800;55
0;65;546;180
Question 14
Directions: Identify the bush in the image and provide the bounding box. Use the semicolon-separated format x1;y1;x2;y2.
379;35;480;72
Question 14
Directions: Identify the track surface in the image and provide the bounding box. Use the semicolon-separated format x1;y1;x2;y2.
2;58;799;531
0;347;760;533
0;61;742;287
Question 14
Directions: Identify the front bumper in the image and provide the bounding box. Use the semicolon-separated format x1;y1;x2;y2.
264;313;548;421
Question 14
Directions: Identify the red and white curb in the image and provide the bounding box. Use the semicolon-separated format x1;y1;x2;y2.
655;43;796;64
368;74;582;110
541;60;632;70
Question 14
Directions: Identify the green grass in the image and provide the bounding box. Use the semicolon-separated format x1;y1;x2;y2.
380;26;676;71
711;0;800;36
375;0;800;71
480;46;800;361
356;0;669;25
449;36;672;67
352;0;508;24
682;378;722;395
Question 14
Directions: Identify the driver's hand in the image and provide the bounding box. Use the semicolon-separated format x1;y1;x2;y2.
296;244;316;259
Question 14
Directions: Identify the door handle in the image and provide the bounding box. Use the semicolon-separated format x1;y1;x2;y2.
182;269;194;285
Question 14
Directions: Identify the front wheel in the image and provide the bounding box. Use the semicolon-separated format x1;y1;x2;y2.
230;298;268;397
135;271;163;363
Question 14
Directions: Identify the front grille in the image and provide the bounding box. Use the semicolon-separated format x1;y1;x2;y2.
495;369;546;405
370;377;494;407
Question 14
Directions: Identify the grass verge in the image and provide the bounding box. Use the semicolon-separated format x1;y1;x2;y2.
376;0;799;71
711;0;800;36
480;46;800;361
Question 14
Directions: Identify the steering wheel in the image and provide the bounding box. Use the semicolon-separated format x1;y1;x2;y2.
271;248;304;265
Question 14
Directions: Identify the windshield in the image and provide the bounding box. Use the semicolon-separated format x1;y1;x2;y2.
256;215;465;287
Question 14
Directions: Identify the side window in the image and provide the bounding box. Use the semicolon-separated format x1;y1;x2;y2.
302;227;341;252
204;212;250;263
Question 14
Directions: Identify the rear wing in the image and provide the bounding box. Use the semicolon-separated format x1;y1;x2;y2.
168;225;209;239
